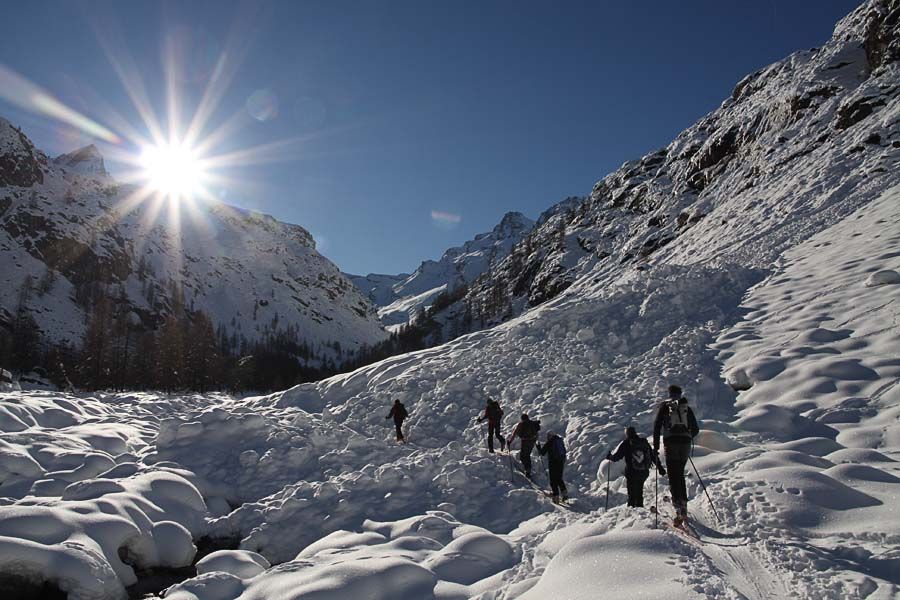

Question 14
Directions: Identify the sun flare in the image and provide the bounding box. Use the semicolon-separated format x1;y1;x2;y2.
139;142;205;199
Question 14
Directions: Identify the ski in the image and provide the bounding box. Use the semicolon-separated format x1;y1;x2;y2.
511;462;579;511
652;507;703;543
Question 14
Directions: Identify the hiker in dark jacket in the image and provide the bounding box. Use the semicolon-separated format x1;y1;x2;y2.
508;413;540;479
537;431;568;502
653;385;700;519
386;399;409;442
607;426;664;507
477;399;505;453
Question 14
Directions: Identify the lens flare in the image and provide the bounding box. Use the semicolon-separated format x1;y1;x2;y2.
246;88;279;121
431;210;462;228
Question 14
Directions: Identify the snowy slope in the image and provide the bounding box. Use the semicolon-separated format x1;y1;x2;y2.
441;1;900;329
345;272;409;307
350;211;535;326
0;118;387;352
0;1;899;599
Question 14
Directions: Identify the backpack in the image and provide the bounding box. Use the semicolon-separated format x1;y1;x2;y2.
630;438;652;471
549;436;566;461
521;419;541;440
665;400;690;437
486;401;503;421
396;404;408;419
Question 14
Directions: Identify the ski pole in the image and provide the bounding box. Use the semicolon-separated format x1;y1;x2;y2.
654;465;659;529
605;459;611;511
479;420;487;451
507;441;514;483
539;452;547;485
689;456;721;523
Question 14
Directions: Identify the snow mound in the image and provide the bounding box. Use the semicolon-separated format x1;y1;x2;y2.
170;511;521;600
196;550;270;578
522;529;701;599
865;269;900;287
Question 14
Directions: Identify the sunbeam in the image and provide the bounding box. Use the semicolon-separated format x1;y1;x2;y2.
0;64;119;142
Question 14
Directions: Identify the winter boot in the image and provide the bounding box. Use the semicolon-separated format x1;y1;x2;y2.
551;495;560;503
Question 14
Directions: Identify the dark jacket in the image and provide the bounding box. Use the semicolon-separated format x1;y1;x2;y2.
509;418;540;444
479;401;503;425
538;435;566;462
653;400;699;449
610;436;662;472
387;403;408;423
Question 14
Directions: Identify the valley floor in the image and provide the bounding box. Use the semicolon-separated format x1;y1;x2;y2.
1;188;899;599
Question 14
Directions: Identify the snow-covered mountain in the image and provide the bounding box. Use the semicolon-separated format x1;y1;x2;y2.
348;210;535;326
428;3;900;330
0;116;387;353
344;272;409;308
1;1;899;599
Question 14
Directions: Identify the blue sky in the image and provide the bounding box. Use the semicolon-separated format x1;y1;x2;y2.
0;0;861;275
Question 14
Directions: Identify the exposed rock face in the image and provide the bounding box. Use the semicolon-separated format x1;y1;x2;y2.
0;118;45;188
0;122;387;353
859;0;900;71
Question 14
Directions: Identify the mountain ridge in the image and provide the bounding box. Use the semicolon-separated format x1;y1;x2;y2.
348;209;536;326
0;122;387;366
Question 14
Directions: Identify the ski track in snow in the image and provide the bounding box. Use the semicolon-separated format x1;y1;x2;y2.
2;2;900;598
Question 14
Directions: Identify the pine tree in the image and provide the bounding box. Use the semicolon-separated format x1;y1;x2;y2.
131;332;159;390
157;315;185;393
555;218;566;251
110;294;134;391
81;293;113;388
11;276;41;373
185;312;219;392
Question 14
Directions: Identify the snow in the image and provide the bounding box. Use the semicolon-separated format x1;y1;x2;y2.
522;529;701;599
1;2;900;598
865;269;900;287
349;212;535;326
0;129;387;353
195;550;270;578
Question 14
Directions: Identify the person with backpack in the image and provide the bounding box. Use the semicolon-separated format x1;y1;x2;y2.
508;413;540;479
386;399;409;442
653;384;700;521
537;431;568;502
477;399;505;453
607;426;664;507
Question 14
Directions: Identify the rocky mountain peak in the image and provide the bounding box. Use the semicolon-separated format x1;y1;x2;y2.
0;117;45;187
492;211;534;239
54;144;108;177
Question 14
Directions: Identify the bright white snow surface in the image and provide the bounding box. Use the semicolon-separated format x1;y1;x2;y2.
1;186;898;599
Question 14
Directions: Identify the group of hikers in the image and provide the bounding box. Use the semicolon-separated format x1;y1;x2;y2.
386;384;700;520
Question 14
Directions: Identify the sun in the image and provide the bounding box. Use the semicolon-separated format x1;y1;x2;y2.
139;142;205;199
